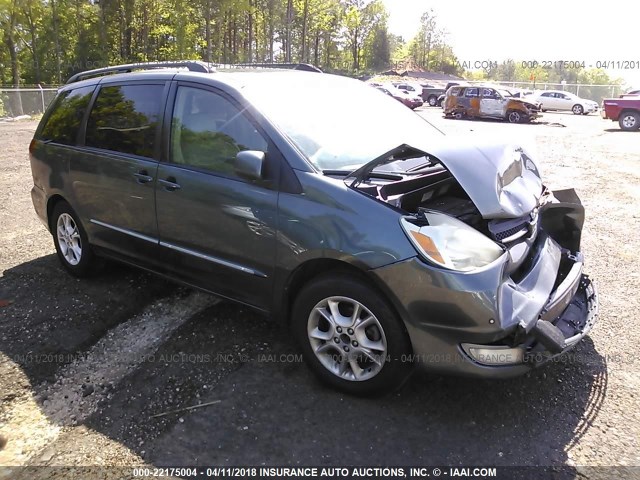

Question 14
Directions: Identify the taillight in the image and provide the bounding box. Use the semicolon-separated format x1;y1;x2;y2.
29;138;36;153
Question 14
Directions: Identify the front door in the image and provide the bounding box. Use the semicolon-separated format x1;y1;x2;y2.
538;92;556;109
155;84;279;309
555;92;573;111
479;88;507;117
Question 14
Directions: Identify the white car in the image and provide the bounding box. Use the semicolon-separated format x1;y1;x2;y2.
534;90;599;115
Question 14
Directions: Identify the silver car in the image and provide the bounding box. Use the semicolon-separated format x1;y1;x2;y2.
534;90;599;115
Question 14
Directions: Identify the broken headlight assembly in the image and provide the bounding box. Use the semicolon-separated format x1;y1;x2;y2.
400;211;505;272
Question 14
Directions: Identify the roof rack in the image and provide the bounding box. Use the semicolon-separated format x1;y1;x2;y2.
221;63;323;73
66;61;215;84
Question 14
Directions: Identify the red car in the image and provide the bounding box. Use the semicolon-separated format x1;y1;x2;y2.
375;86;423;110
601;95;640;131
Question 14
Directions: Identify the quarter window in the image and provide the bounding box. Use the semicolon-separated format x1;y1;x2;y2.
170;86;267;177
40;86;95;145
85;84;163;158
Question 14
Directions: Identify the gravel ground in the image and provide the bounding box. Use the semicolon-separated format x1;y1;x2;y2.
0;112;638;477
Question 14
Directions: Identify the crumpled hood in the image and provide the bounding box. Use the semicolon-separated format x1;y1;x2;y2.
510;97;540;108
427;136;543;219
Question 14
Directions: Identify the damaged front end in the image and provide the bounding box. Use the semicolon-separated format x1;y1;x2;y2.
357;141;598;375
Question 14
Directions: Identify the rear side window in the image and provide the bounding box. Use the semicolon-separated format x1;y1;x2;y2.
85;84;163;158
40;86;95;145
465;88;479;97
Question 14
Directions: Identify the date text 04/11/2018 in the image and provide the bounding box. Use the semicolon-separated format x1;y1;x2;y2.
520;60;639;69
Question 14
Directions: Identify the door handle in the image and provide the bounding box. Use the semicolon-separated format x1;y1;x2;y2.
133;170;154;184
159;177;181;191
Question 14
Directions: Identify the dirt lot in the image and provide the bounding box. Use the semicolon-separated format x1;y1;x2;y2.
0;111;639;478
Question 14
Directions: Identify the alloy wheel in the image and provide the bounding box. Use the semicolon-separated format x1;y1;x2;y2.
56;213;82;266
307;296;387;382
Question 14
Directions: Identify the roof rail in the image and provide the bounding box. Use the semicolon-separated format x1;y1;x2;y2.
66;61;215;84
222;63;323;73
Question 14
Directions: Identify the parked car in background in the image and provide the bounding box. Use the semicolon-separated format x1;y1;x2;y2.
621;89;640;97
376;85;423;109
420;83;447;107
444;85;541;123
601;95;640;130
391;81;445;107
533;90;599;115
391;81;421;95
29;61;598;395
510;89;535;99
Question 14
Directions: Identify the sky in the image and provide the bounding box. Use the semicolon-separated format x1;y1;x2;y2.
381;0;640;88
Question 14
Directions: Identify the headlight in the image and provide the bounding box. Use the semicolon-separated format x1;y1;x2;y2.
400;212;505;272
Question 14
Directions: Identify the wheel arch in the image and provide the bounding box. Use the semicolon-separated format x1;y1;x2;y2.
277;258;404;331
46;194;68;233
619;108;640;118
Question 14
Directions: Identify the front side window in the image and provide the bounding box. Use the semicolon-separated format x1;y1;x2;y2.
40;86;95;145
170;86;267;177
85;84;163;158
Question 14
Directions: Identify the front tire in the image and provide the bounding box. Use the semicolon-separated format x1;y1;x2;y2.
619;111;640;131
507;110;523;123
51;201;98;277
572;104;584;115
292;274;413;395
427;95;438;107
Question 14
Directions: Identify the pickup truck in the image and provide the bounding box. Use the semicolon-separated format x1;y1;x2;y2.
601;95;640;131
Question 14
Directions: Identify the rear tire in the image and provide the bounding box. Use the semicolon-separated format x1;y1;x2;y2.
51;201;99;277
427;95;438;107
619;111;640;131
292;273;413;395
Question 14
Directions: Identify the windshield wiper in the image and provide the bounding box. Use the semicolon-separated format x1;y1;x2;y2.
346;144;430;188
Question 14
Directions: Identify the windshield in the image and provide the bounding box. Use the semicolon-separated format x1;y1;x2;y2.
242;73;441;171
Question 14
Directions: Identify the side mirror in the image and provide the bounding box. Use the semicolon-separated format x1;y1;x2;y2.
234;150;265;180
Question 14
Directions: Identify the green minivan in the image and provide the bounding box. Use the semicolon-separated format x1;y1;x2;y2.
29;62;598;394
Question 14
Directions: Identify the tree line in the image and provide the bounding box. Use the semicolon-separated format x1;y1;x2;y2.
0;0;465;88
1;0;622;108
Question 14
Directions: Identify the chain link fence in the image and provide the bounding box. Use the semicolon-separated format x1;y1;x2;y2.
0;81;627;118
466;81;625;103
0;86;60;118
